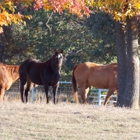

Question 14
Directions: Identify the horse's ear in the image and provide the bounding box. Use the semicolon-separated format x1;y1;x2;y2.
53;50;58;55
60;50;63;54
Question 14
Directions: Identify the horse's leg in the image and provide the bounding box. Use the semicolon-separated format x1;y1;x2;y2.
20;82;26;103
116;89;118;97
44;86;49;104
112;89;118;106
0;87;5;101
20;74;28;103
52;84;59;104
80;87;89;104
104;88;115;106
25;82;33;103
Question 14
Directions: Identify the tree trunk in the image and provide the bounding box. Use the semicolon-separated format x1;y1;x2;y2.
123;16;139;109
115;21;126;107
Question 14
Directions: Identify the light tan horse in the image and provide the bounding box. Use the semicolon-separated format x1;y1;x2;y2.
0;63;19;101
72;62;118;105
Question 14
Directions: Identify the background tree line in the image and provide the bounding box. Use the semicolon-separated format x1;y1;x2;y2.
0;9;117;80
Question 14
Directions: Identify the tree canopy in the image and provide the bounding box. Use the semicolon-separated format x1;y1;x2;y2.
1;0;140;29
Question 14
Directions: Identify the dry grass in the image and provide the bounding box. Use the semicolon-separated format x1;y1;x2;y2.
0;101;140;140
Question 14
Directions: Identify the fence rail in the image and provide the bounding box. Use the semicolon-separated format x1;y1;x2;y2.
5;81;117;105
88;89;117;105
30;81;117;105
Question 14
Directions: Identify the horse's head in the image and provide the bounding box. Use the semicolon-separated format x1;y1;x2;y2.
53;50;63;70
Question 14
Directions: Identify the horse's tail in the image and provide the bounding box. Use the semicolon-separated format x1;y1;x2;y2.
72;65;79;103
19;59;32;82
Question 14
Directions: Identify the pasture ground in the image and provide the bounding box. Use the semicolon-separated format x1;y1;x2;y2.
0;101;140;140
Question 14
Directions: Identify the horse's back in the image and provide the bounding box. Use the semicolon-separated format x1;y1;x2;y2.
73;62;118;89
73;62;103;78
19;58;42;84
20;58;56;85
20;58;36;70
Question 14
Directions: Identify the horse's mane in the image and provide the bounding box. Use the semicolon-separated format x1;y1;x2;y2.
111;62;117;65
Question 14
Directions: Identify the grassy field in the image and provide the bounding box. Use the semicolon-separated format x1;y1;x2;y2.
0;101;140;140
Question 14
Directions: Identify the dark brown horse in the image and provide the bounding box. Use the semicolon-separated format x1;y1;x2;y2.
19;51;63;104
0;63;19;101
72;62;118;105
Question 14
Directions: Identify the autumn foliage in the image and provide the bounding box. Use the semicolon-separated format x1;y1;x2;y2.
0;0;32;33
97;0;140;21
